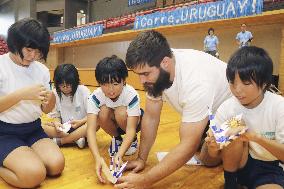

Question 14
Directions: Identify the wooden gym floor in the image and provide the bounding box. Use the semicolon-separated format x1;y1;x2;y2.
0;89;224;189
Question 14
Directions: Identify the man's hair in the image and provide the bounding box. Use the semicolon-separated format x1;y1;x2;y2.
7;18;50;61
226;46;273;91
95;55;128;85
54;64;80;99
126;30;173;69
208;27;214;35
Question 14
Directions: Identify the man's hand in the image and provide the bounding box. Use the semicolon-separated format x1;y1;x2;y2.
125;157;145;173
115;173;149;189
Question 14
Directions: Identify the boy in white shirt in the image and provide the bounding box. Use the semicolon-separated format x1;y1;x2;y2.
43;64;90;148
87;55;143;183
206;46;284;189
0;18;64;188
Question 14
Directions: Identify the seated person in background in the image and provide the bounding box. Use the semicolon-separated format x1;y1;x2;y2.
0;18;64;188
87;55;143;183
206;46;284;189
42;64;90;148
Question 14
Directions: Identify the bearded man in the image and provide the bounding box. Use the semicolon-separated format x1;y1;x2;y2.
115;30;232;189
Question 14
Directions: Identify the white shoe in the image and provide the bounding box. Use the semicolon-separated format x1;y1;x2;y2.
52;138;61;146
125;138;138;156
75;137;86;149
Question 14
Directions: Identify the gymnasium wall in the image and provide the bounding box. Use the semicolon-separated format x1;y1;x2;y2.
49;23;282;76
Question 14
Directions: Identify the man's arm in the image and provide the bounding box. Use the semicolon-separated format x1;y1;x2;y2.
142;118;208;186
116;118;208;189
138;97;163;162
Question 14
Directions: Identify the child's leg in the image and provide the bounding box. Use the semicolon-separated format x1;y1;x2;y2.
222;140;247;171
31;138;65;176
114;106;127;131
221;140;248;189
60;124;87;145
0;146;46;188
0;119;63;188
97;105;118;137
114;106;140;156
256;184;283;189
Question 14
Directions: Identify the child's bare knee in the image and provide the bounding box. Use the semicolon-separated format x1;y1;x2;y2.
114;107;127;121
18;164;46;188
46;154;65;176
98;106;112;123
98;114;109;123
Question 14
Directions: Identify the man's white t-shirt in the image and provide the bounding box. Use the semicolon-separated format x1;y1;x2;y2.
50;85;90;123
160;49;231;123
87;84;141;117
0;53;50;124
215;92;284;161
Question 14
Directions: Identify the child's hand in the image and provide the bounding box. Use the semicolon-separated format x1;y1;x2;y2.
53;122;63;133
239;131;261;142
20;84;47;101
70;120;83;129
96;158;106;183
41;91;53;105
205;129;220;157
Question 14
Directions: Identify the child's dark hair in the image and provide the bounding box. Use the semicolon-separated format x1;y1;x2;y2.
54;64;80;99
126;30;173;69
95;55;128;85
226;46;273;91
208;28;214;35
7;18;50;61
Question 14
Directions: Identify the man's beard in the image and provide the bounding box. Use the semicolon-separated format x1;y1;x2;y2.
143;68;173;98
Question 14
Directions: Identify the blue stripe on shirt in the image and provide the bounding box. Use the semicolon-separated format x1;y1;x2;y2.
92;95;100;108
128;95;138;109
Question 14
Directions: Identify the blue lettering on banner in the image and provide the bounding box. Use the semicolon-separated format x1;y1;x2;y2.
52;24;104;44
134;0;263;30
128;0;155;6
